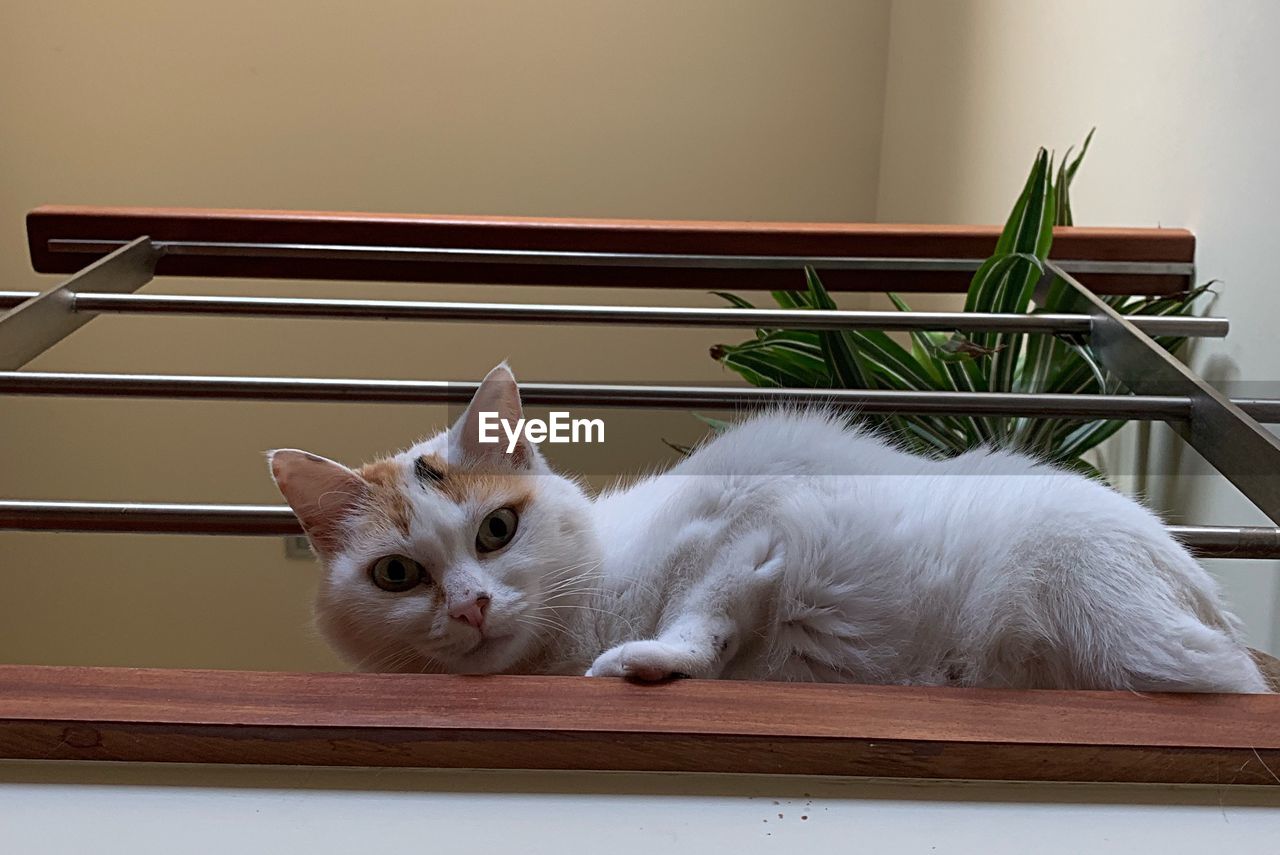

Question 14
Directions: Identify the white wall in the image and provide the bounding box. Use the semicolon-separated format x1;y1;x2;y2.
3;764;1279;854
875;0;1280;652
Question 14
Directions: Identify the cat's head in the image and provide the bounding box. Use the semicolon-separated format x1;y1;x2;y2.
269;364;598;674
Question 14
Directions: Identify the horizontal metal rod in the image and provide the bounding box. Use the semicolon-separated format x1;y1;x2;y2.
0;501;295;536
3;501;1275;559
1166;525;1280;560
47;238;1195;277
6;372;1280;421
1225;399;1280;422
0;291;1230;337
0;371;1208;419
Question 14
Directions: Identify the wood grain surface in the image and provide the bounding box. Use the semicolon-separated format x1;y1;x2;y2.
26;206;1194;294
1;665;1276;785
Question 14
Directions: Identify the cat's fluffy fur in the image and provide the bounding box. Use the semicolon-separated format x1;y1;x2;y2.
270;364;1268;692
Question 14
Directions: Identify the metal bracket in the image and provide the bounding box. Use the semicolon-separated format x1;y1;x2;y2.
1052;260;1280;524
0;237;160;370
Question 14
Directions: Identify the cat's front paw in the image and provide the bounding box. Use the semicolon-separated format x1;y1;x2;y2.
585;641;692;681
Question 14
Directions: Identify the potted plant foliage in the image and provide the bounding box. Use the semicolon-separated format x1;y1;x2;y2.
709;133;1211;478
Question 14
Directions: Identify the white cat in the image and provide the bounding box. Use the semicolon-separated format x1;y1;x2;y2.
269;363;1269;692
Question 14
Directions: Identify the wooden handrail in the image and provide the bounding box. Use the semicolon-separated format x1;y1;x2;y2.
27;206;1194;294
1;665;1276;784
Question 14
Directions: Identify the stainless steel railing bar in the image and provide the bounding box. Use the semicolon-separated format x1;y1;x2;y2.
0;291;1230;337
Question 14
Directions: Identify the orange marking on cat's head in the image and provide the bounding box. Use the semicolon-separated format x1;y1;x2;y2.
355;459;412;535
411;452;532;510
435;471;534;512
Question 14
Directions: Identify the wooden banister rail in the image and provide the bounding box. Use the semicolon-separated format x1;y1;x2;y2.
26;206;1194;295
1;665;1277;785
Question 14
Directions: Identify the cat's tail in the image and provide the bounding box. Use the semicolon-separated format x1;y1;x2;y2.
1155;534;1249;638
1131;533;1271;692
1249;648;1280;692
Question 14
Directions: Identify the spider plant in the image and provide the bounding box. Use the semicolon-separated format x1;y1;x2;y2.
709;133;1213;477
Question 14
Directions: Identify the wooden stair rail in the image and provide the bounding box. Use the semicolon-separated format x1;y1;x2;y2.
1;665;1277;785
27;206;1194;295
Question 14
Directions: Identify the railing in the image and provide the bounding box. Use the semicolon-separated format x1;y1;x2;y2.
26;205;1195;293
2;206;1279;784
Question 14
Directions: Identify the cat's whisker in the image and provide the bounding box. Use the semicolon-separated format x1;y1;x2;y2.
360;647;419;673
547;559;601;575
542;587;608;602
535;602;641;637
515;617;564;642
519;608;568;626
541;582;603;599
540;566;605;594
518;613;570;635
514;618;565;652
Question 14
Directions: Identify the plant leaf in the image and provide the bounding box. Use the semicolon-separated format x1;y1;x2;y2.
710;290;758;310
1065;128;1095;183
693;413;733;432
661;438;694;456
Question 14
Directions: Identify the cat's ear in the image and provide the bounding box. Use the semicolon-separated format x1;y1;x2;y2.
449;362;540;469
268;449;368;556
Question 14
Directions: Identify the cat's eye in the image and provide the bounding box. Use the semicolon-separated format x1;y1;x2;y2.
476;507;519;553
369;555;425;592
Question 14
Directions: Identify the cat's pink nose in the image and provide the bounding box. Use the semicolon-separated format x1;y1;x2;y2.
449;595;491;630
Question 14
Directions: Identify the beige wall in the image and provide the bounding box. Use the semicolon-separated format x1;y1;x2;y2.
0;0;893;669
876;0;1280;651
3;0;1276;667
6;765;1280;853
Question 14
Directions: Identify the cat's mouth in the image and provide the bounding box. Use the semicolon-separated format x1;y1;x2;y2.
421;619;520;668
470;629;512;651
